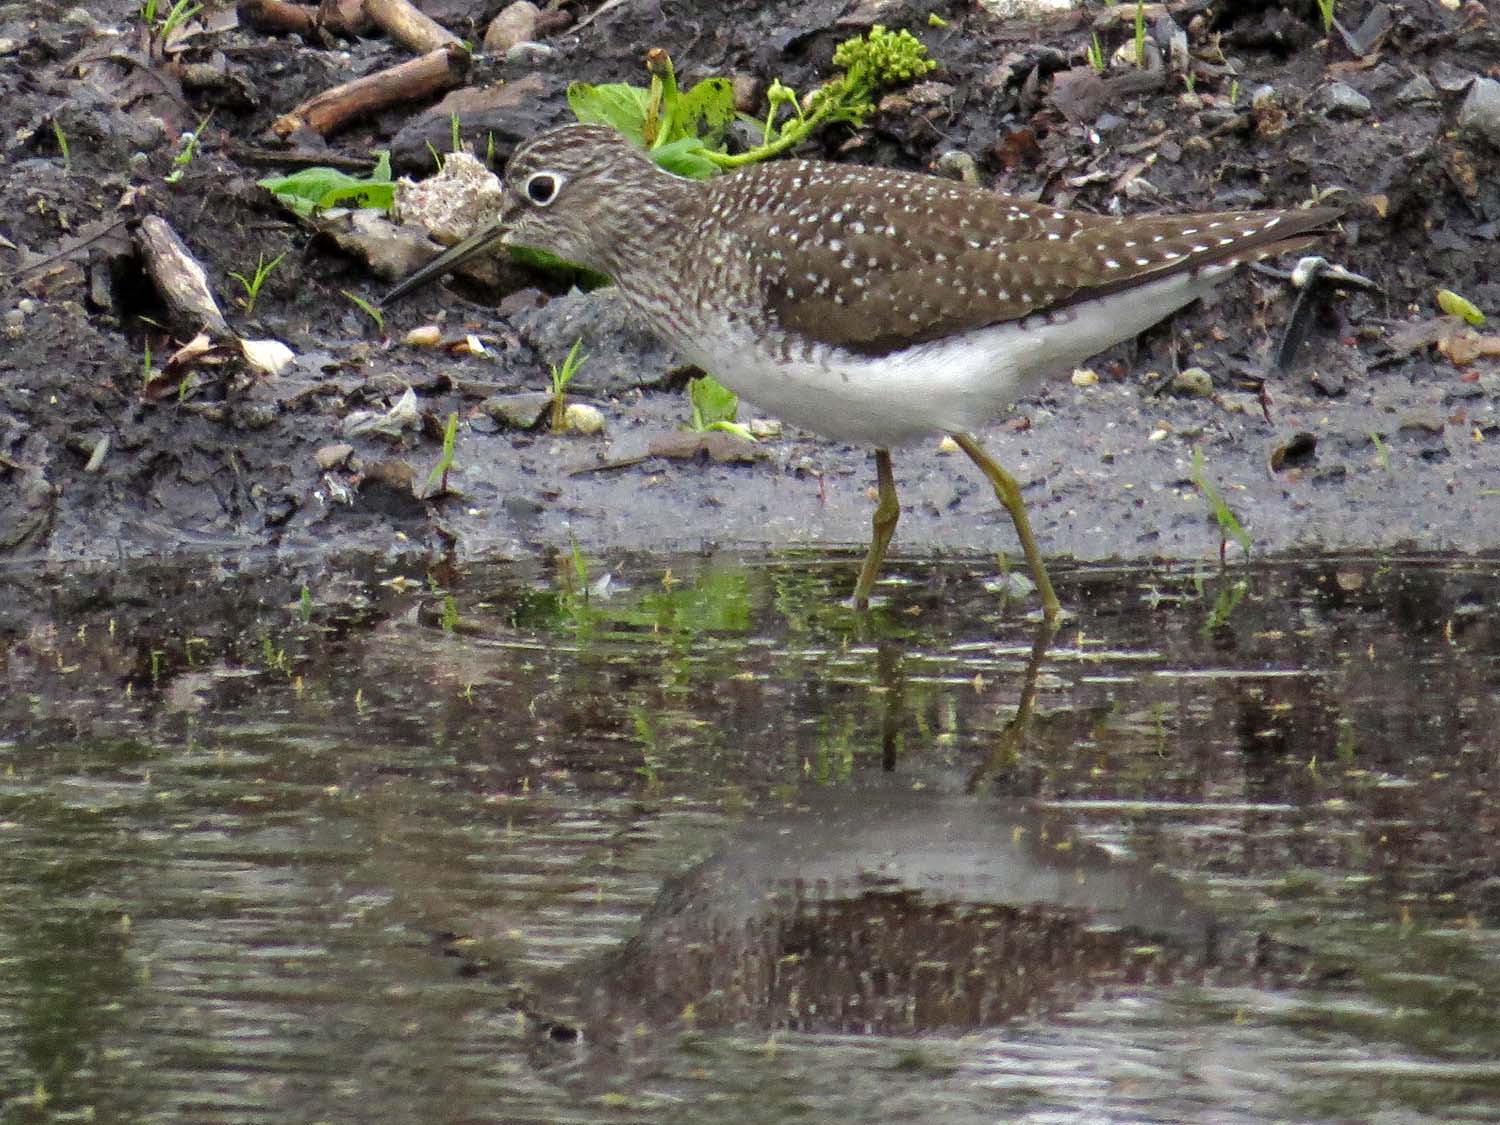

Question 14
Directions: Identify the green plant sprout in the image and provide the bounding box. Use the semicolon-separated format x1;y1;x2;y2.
164;111;213;184
1086;33;1106;72
51;120;71;172
258;152;394;217
141;0;201;40
342;290;385;331
567;25;936;178
1190;446;1252;563
158;0;201;39
1315;0;1335;35
688;375;754;441
425;411;460;494
549;337;586;432
1134;0;1147;68
1369;430;1390;471
229;250;287;315
299;585;314;623
450;110;463;153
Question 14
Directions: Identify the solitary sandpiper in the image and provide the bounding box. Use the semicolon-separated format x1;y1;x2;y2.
384;123;1338;620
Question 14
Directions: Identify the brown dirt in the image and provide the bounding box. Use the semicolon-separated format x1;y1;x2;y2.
2;0;1498;579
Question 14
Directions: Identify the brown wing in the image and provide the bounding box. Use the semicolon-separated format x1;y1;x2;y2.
724;162;1337;357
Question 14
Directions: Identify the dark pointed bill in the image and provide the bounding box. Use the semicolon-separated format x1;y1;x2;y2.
379;220;508;306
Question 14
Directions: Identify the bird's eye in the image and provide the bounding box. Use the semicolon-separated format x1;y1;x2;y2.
525;172;560;206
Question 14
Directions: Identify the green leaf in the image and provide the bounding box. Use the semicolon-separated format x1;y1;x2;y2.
650;137;720;180
258;167;395;216
688;375;741;430
1437;288;1485;326
566;82;651;141
675;77;737;142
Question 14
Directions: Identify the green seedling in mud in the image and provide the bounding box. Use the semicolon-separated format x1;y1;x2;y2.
259;152;395;217
927;13;948;28
567;25;936;178
424;411;460;494
1369;430;1390;471
299;585;314;623
1190;446;1252;563
450;111;463;154
1086;33;1106;72
141;0;201;40
164;112;212;184
51;120;71;172
549;338;586;433
343;290;385;332
425;141;444;171
1133;0;1148;68
1314;0;1336;35
687;375;753;441
229;250;286;315
1437;288;1485;326
1228;78;1241;103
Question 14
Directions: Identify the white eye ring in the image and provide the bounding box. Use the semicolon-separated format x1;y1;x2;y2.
524;172;561;206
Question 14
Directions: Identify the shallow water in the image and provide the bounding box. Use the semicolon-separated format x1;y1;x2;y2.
2;551;1498;1122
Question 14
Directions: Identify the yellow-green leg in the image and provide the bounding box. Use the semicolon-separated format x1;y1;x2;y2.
952;432;1061;622
852;448;899;608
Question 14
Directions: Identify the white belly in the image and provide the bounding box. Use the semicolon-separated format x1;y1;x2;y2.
664;265;1235;448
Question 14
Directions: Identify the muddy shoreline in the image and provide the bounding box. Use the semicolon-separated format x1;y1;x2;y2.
3;0;1497;580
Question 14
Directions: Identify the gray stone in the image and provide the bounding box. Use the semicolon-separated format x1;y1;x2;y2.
1395;73;1438;105
1458;78;1500;148
1319;82;1372;118
483;1;539;53
509;288;684;394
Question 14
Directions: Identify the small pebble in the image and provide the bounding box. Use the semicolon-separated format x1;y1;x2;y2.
483;0;538;53
562;402;605;435
748;418;782;440
1071;368;1099;387
505;41;556;66
316;443;354;470
1319;81;1372;118
1171;366;1214;397
403;325;443;347
1395;74;1438;105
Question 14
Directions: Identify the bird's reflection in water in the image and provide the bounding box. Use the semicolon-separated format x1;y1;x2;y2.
512;613;1321;1061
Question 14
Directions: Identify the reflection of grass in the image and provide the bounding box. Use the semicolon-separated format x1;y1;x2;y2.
1203;577;1248;633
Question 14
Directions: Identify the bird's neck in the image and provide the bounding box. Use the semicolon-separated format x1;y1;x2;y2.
592;167;700;282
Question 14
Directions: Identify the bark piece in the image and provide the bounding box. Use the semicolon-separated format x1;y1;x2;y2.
271;44;468;138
